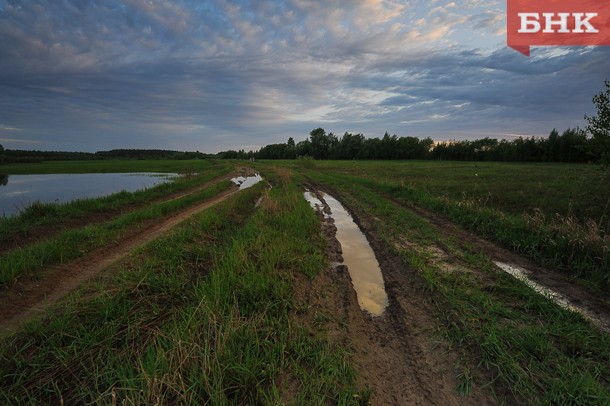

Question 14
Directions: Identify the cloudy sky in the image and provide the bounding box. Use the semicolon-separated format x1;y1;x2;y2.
0;0;608;153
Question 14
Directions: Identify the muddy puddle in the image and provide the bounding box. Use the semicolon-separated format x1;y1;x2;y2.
494;261;610;333
304;190;389;317
231;174;263;190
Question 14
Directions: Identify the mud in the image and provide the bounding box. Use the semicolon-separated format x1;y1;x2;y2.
304;190;388;316
296;185;499;405
385;195;610;336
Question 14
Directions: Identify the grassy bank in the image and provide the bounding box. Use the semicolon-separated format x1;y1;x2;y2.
304;169;610;404
0;179;233;287
0;159;219;175
0;160;233;244
0;168;365;403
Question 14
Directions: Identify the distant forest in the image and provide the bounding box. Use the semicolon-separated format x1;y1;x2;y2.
0;148;208;164
222;80;610;164
219;127;595;163
0;129;599;165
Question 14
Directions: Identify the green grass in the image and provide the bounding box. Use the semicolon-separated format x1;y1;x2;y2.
0;167;366;404
0;160;233;245
0;159;219;175
0;179;233;287
283;160;610;227
2;159;609;404
276;160;610;289
299;167;610;404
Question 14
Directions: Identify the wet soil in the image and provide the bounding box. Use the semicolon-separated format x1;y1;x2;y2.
294;186;499;405
388;196;610;334
0;184;241;332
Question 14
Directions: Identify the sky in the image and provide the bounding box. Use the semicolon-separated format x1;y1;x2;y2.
0;0;609;153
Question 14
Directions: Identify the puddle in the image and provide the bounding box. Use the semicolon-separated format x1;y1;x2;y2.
305;190;389;317
303;191;329;217
231;174;263;190
494;261;609;332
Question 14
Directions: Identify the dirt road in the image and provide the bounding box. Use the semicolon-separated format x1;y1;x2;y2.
0;184;240;332
295;188;499;405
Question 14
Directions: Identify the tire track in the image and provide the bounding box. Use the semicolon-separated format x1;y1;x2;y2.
0;186;240;332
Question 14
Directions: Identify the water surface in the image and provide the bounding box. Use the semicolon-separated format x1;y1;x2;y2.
305;190;389;316
0;173;177;217
231;174;263;190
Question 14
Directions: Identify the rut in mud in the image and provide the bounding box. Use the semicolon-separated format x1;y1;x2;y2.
0;175;251;332
387;196;610;335
297;182;610;404
295;187;499;405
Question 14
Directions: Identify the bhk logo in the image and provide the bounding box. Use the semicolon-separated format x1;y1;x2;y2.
507;0;610;56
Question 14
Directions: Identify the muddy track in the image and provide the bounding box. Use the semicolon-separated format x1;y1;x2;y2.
0;185;240;332
295;186;500;405
0;173;235;256
382;194;610;334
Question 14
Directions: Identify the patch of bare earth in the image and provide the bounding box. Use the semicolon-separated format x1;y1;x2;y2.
0;185;240;332
292;188;498;405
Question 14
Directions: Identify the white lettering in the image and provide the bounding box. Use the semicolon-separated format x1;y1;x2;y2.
518;13;541;33
517;12;600;34
542;12;571;33
573;13;599;33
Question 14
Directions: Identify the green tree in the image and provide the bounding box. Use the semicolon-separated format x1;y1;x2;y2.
0;143;4;164
309;128;337;160
285;137;296;159
585;80;610;166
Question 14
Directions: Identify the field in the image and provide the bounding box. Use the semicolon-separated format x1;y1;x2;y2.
0;159;609;404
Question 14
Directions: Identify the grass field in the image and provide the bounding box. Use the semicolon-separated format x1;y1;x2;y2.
282;160;610;289
1;159;608;403
0;159;216;175
292;161;610;403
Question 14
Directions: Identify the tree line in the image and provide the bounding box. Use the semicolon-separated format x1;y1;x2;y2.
2;80;609;165
218;126;594;163
220;80;610;165
0;148;208;164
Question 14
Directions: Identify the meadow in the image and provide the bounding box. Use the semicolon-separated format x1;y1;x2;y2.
287;160;610;289
0;159;608;404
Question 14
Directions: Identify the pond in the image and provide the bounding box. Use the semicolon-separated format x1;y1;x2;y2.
0;173;178;217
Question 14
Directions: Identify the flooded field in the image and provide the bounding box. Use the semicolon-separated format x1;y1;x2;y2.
304;190;388;316
0;173;177;217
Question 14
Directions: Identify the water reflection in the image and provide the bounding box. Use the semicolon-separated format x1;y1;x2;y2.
494;261;610;333
0;173;177;217
304;190;389;317
231;174;263;190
